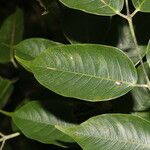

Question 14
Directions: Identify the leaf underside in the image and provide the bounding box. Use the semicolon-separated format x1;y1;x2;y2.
56;114;150;150
59;0;124;16
29;44;137;101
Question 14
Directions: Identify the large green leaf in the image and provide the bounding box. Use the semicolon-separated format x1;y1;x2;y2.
12;101;74;146
56;114;150;150
147;41;150;67
29;44;137;101
15;38;62;71
59;0;124;16
132;0;150;12
0;8;23;63
131;63;150;111
0;77;13;109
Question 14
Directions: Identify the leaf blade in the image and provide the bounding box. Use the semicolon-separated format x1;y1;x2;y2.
12;101;74;146
132;0;150;12
30;44;137;101
56;114;150;150
131;63;150;111
59;0;124;16
0;8;23;63
15;38;62;71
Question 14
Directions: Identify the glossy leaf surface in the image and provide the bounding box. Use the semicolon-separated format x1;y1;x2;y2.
59;0;124;16
132;0;150;12
30;44;137;101
15;38;62;70
12;101;74;146
56;114;150;150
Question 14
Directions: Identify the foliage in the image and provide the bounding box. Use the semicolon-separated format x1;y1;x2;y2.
0;0;150;150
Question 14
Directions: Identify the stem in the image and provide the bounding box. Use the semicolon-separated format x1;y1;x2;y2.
0;109;12;117
123;0;150;85
125;0;130;16
0;132;20;150
117;12;127;19
133;84;149;88
127;18;150;84
131;9;139;18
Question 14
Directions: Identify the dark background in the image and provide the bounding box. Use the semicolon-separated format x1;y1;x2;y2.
0;0;150;149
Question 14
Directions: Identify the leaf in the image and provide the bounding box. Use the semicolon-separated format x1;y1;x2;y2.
147;40;150;67
132;112;150;122
29;44;137;101
131;63;150;111
0;77;13;109
12;101;74;146
56;114;150;150
116;22;146;65
0;8;23;63
59;0;124;16
132;0;150;12
15;38;62;71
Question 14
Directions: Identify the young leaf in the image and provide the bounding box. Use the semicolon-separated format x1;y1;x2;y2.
15;38;62;71
12;101;74;146
131;63;150;111
59;0;124;16
30;44;137;101
56;114;150;150
132;0;150;12
147;40;150;67
0;8;23;63
0;77;13;109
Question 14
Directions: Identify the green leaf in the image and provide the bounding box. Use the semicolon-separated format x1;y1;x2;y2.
132;112;150;122
12;101;74;146
132;0;150;12
0;8;23;63
30;44;137;101
15;38;62;71
59;0;124;16
131;63;150;111
0;77;13;109
56;114;150;150
147;40;150;67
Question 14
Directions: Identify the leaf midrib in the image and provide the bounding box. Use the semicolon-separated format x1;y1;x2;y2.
100;0;117;13
33;65;135;86
138;0;146;10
